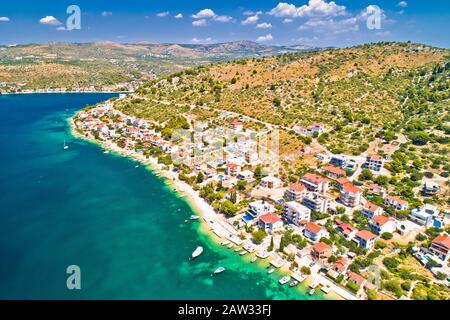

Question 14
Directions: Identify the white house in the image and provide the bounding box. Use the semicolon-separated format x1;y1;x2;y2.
302;192;330;213
285;183;307;201
260;176;282;189
237;170;254;181
384;196;409;211
361;202;383;219
353;230;377;249
247;200;275;218
303;222;328;242
300;173;329;193
284;201;311;226
369;215;397;235
259;213;283;233
409;204;439;227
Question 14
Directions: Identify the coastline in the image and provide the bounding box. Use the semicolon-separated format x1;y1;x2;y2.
69;117;346;301
1;90;130;95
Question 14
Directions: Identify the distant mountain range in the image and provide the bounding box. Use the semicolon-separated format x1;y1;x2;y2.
0;41;321;92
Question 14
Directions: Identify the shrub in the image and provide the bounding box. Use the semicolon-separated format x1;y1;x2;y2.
381;232;393;240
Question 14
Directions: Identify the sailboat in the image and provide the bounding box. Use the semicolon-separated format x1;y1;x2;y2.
63;139;69;150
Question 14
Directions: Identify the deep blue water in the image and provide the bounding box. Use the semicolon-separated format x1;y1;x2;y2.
0;93;323;300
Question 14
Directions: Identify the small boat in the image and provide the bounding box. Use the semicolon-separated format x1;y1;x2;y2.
135;165;139;168
289;280;299;287
103;150;109;154
234;247;241;252
191;246;203;259
239;251;247;256
213;267;226;274
227;243;234;249
221;241;230;246
250;257;257;263
63;139;69;150
190;215;200;220
308;289;315;295
279;276;291;285
267;267;275;274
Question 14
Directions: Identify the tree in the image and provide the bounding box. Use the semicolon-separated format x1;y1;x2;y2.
359;168;374;181
383;257;400;271
300;266;311;275
252;229;267;244
268;236;274;252
381;232;393;240
196;172;204;184
236;180;247;191
220;200;239;216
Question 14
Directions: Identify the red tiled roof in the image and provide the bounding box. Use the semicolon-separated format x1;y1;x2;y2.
368;154;380;161
385;196;408;205
432;236;450;249
302;173;328;185
313;242;330;252
305;222;322;234
347;271;365;286
372;215;393;226
356;230;377;241
260;213;281;225
289;183;306;193
227;163;238;168
342;183;362;194
339;223;358;234
365;201;381;212
322;165;346;176
336;177;351;185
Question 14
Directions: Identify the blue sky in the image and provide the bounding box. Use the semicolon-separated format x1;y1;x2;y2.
0;0;449;48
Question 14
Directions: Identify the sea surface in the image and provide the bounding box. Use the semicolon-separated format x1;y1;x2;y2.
0;93;326;299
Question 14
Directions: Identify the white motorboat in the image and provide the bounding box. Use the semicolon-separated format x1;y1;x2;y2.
189;215;200;220
63;139;69;150
267;267;275;274
213;267;226;274
191;246;203;259
279;276;291;285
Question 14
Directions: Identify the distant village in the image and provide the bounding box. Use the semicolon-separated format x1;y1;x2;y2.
73;99;449;300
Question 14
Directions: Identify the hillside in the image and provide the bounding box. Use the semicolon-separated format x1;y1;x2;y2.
114;42;449;197
0;41;315;92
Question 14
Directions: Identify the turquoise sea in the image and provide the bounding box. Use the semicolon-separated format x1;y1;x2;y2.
0;93;326;300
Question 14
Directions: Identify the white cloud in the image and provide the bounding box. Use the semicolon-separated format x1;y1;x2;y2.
174;13;183;19
214;15;233;23
298;17;359;34
283;18;293;23
192;9;232;24
192;19;208;27
191;37;214;43
0;17;10;22
39;16;62;26
56;26;67;31
243;10;255;16
156;12;169;17
256;34;273;42
192;9;216;19
241;14;259;25
268;0;347;18
256;22;272;29
397;1;408;8
101;11;112;17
